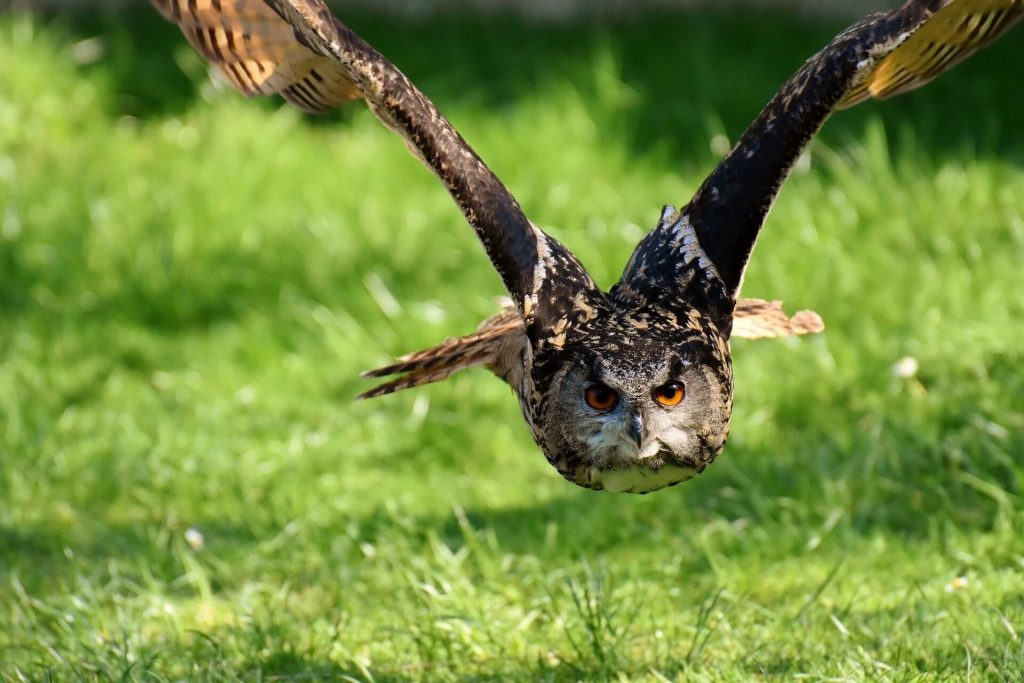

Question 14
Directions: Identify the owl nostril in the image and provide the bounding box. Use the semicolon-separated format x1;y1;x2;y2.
628;414;643;449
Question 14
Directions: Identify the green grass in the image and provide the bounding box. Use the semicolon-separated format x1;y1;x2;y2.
1;7;1023;681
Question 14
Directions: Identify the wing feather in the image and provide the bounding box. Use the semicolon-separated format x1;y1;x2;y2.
151;0;360;112
839;0;1024;107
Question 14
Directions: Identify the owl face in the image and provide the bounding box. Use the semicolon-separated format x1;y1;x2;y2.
529;310;733;493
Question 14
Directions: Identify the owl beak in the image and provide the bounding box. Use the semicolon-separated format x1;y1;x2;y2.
628;413;644;450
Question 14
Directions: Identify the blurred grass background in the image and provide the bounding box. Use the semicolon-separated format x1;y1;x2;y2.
1;4;1023;681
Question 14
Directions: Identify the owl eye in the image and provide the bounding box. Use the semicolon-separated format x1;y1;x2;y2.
584;383;619;411
653;382;685;407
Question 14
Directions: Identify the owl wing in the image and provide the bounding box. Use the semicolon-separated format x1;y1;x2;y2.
152;0;605;341
617;0;1022;319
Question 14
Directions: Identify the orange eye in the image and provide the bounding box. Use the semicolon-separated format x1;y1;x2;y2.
654;382;685;407
584;384;619;411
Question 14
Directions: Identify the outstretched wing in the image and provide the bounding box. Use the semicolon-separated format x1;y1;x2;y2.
152;0;605;342
618;0;1022;313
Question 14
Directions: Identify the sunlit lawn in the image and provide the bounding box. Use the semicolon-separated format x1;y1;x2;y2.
1;7;1023;681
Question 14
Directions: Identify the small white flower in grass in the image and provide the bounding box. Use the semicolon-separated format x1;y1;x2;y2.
184;527;205;551
945;576;969;593
891;356;919;379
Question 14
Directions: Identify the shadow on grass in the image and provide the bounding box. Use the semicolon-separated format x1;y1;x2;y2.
236;652;675;682
5;342;1019;584
379;347;1023;557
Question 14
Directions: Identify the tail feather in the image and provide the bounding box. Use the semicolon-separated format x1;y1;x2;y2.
358;308;520;399
358;361;481;400
732;298;824;339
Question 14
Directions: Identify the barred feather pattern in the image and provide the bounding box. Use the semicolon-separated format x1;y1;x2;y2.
839;0;1023;108
150;0;359;112
359;308;523;399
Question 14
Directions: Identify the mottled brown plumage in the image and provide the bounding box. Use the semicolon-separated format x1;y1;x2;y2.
360;298;823;399
153;0;1020;492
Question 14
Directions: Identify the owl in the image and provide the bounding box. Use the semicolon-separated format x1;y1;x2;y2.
152;0;1021;493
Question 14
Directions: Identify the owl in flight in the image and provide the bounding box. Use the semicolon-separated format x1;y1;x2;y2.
153;0;1021;493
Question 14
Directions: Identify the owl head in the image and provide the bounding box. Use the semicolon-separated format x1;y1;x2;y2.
526;302;734;494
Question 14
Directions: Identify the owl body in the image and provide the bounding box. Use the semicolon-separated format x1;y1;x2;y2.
501;215;736;492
